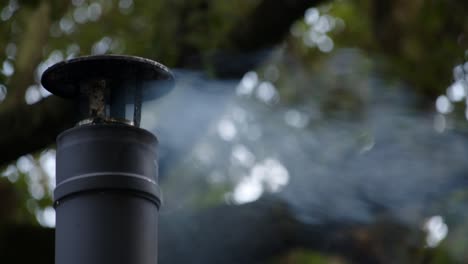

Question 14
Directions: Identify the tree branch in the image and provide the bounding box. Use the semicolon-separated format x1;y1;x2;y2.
184;0;325;77
228;0;319;52
0;97;74;165
9;1;51;105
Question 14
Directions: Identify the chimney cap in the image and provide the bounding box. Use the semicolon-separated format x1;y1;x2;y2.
41;54;174;101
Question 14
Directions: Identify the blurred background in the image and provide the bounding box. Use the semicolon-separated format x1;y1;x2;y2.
1;0;468;263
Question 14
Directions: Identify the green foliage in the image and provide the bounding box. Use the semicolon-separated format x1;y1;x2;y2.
0;153;54;226
271;248;344;264
1;0;468;262
43;0;259;68
333;0;468;98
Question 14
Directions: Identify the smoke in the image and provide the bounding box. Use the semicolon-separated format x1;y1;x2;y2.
141;48;468;261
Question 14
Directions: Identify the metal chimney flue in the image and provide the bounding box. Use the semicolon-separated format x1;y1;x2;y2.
41;55;174;264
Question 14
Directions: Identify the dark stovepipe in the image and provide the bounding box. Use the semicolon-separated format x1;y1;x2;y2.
41;55;174;264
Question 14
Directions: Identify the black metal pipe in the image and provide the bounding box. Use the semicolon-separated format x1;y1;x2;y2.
41;55;173;264
54;124;161;264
